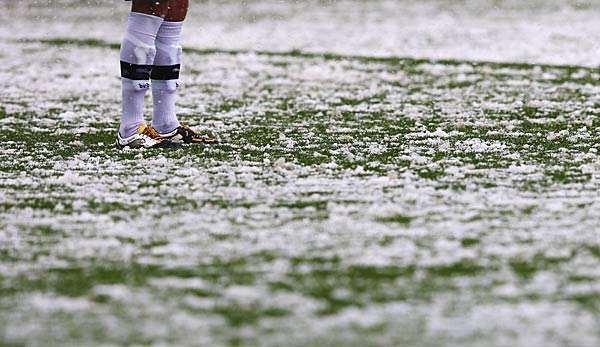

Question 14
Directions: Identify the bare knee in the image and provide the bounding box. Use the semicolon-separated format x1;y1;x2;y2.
131;0;170;18
165;0;189;22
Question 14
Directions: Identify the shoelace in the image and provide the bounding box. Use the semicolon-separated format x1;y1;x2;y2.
180;124;200;139
178;124;218;143
142;126;162;139
180;124;194;133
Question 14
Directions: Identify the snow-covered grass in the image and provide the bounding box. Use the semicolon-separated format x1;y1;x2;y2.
3;0;600;66
2;1;600;346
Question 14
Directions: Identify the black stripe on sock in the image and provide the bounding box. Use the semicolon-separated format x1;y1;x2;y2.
151;64;181;80
120;61;152;80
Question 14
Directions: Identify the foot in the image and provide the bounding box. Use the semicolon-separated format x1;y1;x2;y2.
116;124;168;149
158;124;218;145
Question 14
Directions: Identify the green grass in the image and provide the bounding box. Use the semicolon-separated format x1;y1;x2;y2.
2;35;600;347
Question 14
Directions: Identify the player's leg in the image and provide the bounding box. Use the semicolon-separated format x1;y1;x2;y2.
152;0;217;144
117;0;169;148
150;0;187;135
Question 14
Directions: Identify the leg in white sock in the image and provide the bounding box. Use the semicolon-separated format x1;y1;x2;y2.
152;79;179;133
119;12;164;138
151;20;183;134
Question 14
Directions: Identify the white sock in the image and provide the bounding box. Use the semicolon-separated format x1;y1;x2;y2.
119;12;164;138
151;21;184;134
152;80;179;133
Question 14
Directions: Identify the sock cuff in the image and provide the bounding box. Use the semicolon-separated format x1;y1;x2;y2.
157;21;183;40
129;11;165;24
126;12;164;39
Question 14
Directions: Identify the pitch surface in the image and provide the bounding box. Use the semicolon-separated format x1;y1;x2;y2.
1;1;600;346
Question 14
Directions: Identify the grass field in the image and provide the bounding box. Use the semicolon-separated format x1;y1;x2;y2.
2;1;600;346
